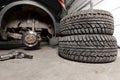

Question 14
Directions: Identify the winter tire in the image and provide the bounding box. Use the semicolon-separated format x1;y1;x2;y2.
60;9;114;35
58;35;118;63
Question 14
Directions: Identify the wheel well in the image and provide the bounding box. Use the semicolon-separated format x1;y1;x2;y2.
0;2;56;35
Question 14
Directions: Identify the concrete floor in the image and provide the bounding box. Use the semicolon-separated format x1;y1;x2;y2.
0;46;120;80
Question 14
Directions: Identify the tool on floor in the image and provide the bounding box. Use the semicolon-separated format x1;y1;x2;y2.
0;51;33;61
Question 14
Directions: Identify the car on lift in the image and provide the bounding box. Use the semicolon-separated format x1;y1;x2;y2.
0;0;65;48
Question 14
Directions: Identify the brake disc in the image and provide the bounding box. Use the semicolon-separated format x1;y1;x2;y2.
22;31;41;47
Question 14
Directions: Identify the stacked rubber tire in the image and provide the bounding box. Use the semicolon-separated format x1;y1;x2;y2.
58;9;118;63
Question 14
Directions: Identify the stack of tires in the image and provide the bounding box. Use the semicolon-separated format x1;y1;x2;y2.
58;9;118;63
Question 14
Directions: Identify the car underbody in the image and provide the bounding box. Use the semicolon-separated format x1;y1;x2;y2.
0;0;63;48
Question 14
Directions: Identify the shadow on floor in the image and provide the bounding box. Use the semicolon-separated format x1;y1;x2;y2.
0;40;58;50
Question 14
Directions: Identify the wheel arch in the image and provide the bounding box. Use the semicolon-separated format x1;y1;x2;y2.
0;1;57;35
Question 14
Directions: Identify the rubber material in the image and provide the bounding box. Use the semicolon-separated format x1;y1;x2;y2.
59;47;117;63
58;35;118;63
60;9;114;35
59;35;117;48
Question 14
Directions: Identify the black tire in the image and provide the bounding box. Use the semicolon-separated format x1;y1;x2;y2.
59;35;117;48
58;35;118;63
60;9;114;36
59;47;117;63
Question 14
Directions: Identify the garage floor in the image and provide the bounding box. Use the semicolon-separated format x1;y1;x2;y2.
0;45;120;80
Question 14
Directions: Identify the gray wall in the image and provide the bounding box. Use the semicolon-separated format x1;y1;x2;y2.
92;0;120;46
65;0;91;14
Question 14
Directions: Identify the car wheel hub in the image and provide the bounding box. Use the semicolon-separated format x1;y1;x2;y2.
23;31;40;47
25;34;37;44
